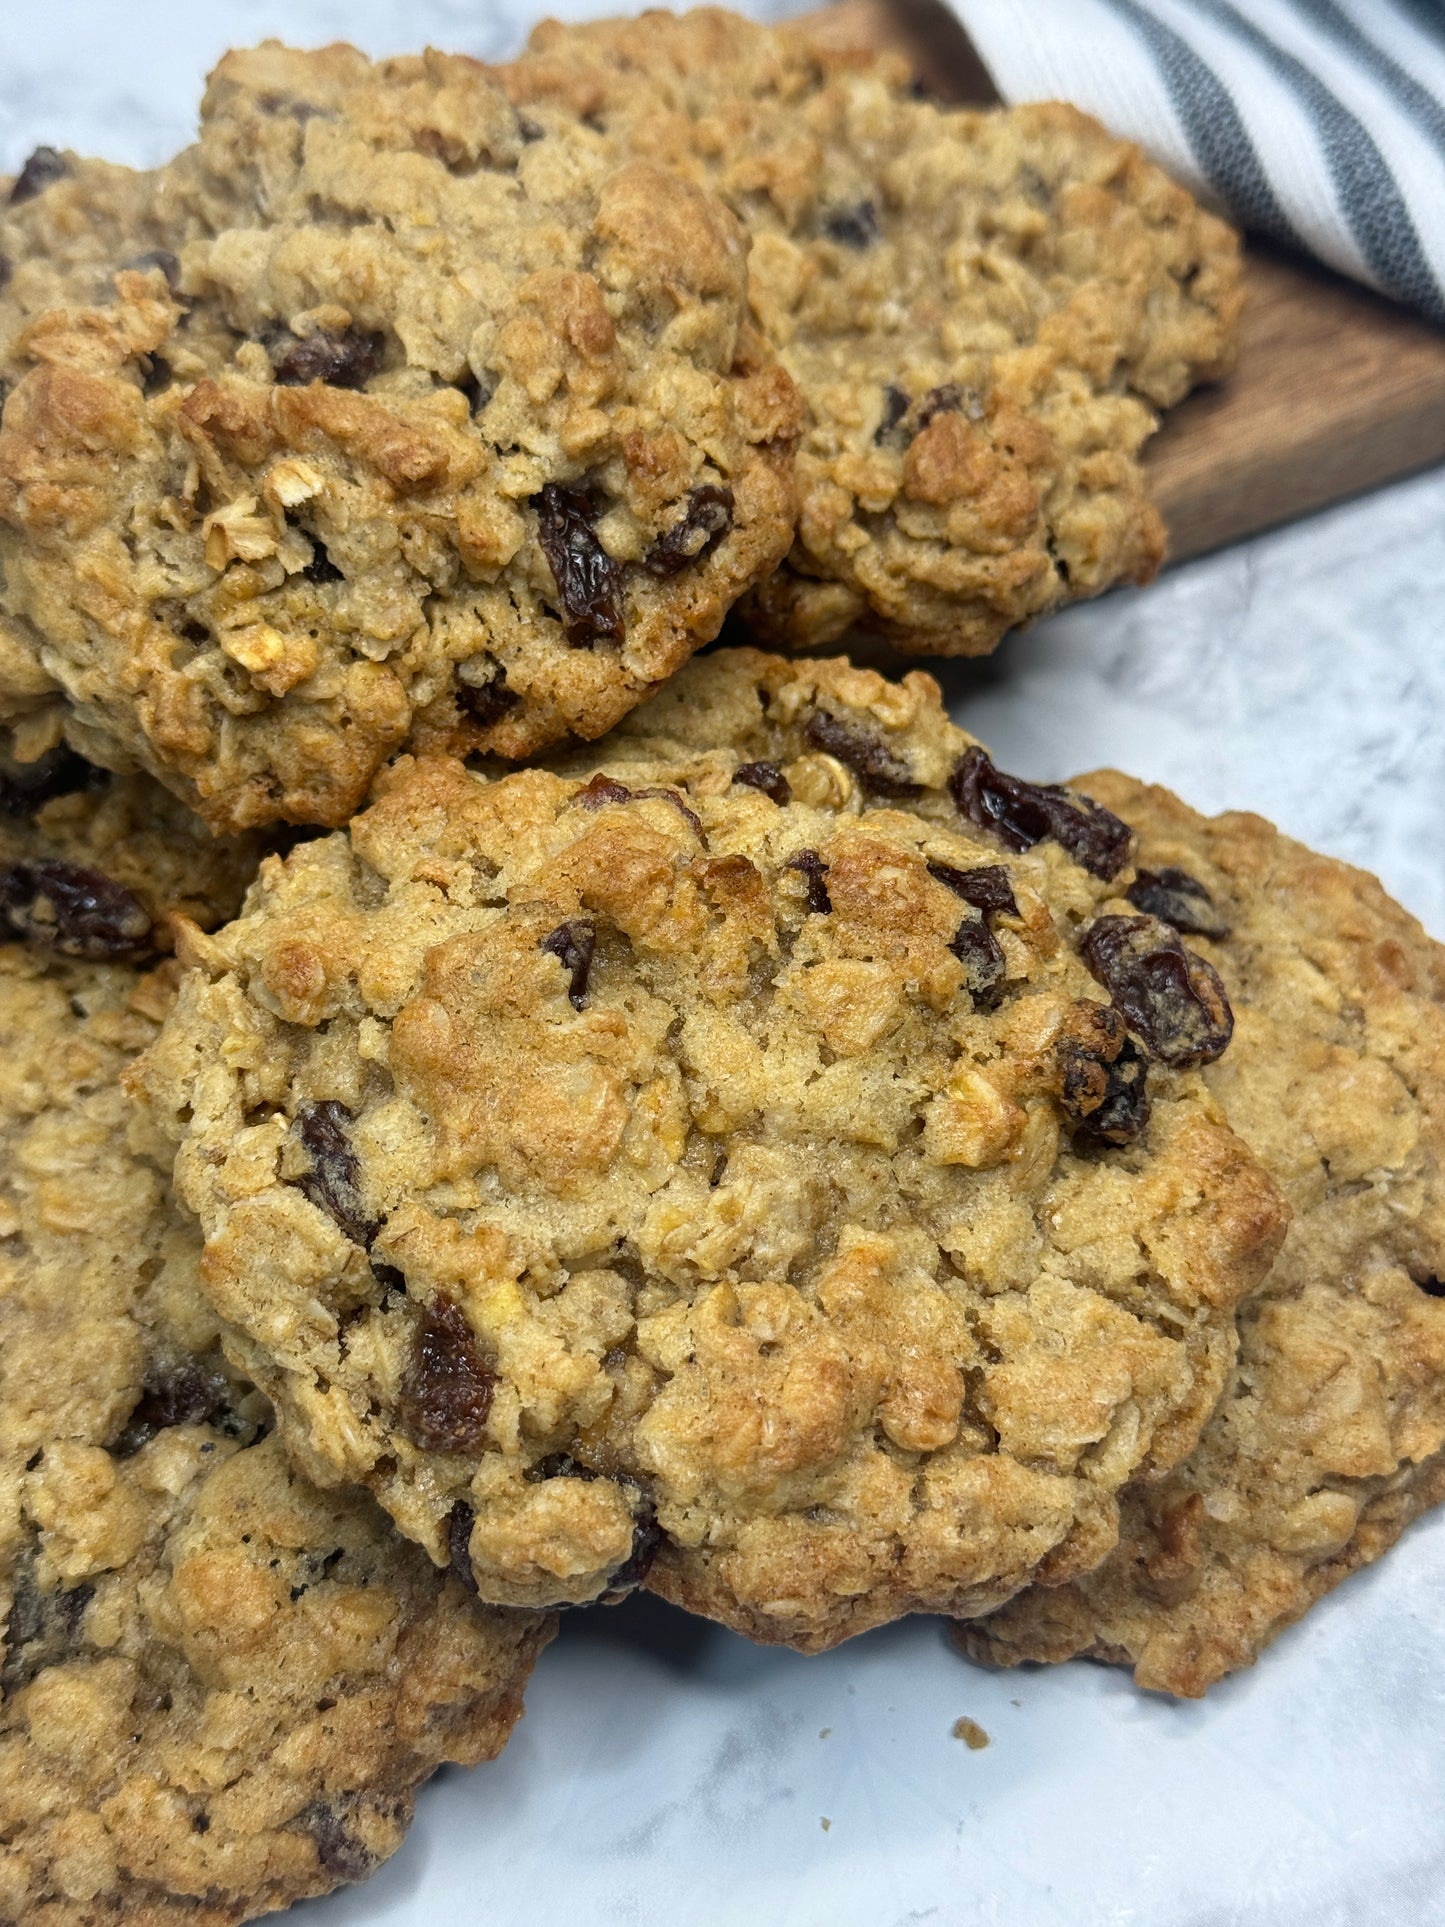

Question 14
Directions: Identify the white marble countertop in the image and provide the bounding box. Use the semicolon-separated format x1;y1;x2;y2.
6;5;1445;1923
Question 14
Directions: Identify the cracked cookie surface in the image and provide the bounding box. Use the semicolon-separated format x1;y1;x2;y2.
0;44;798;832
957;775;1445;1695
503;8;1242;654
137;649;1284;1650
0;947;551;1925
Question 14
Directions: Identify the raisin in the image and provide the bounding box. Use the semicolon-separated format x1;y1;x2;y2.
534;483;624;647
803;711;921;799
1081;914;1234;1067
599;1506;663;1603
644;485;734;576
926;859;1019;919
1061;1034;1151;1145
397;1295;494;1453
270;327;383;389
1126;867;1230;940
0;745;103;815
114;1360;228;1457
787;849;831;915
294;1100;377;1249
125;248;181;291
298;1800;379;1882
949;746;1133;880
302;538;344;585
575;773;633;809
572;771;701;835
542;917;596;1010
525;1453;597;1483
948;917;1006;1008
915;384;965;427
446;1500;479;1593
824;200;880;248
8;147;68;205
1;1556;94;1694
0;859;151;957
457;662;519;730
733;761;791;806
874;383;910;445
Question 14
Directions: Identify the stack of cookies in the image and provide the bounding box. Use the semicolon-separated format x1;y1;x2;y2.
0;12;1439;1921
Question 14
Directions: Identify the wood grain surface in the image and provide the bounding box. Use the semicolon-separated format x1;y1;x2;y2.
804;0;1445;563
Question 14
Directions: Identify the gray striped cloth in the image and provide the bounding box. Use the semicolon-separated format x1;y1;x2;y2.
948;0;1445;324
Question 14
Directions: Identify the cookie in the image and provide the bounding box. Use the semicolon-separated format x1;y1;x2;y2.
0;45;799;833
502;9;1242;654
134;648;1285;1650
0;741;265;958
0;946;552;1925
956;776;1445;1695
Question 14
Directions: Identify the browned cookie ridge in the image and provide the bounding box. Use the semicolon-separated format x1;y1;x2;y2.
958;775;1445;1696
503;9;1242;654
0;44;799;832
0;946;551;1926
135;649;1286;1652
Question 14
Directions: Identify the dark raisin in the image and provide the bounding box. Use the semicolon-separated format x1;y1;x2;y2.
575;773;632;809
457;661;519;730
824;199;880;248
270;327;384;390
114;1360;228;1457
787;849;831;915
125;248;181;291
644;484;734;576
534;483;624;647
1057;1006;1152;1145
525;1453;598;1483
629;786;703;837
0;859;151;957
803;712;921;799
926;859;1019;919
949;746;1133;880
302;538;344;585
0;744;104;816
733;761;791;806
948;917;1007;1008
8;147;68;205
298;1800;378;1883
294;1100;377;1248
542;917;596;1010
1126;867;1231;940
397;1295;494;1453
915;384;965;427
1;1556;94;1694
456;369;494;414
874;383;910;445
599;1505;663;1603
446;1500;479;1593
1081;914;1234;1067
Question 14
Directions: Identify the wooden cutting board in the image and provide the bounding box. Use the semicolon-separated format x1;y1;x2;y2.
805;0;1445;563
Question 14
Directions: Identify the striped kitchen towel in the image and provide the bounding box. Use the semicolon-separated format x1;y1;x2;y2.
947;0;1445;324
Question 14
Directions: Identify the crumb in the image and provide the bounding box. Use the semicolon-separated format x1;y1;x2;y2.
819;1727;831;1739
821;1817;832;1832
953;1716;990;1750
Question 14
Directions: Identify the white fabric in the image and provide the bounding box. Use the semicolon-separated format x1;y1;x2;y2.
950;0;1445;323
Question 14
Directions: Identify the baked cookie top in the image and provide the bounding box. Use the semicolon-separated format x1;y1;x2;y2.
0;44;799;833
502;8;1242;654
958;775;1445;1695
0;947;551;1926
136;649;1285;1649
0;741;264;959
